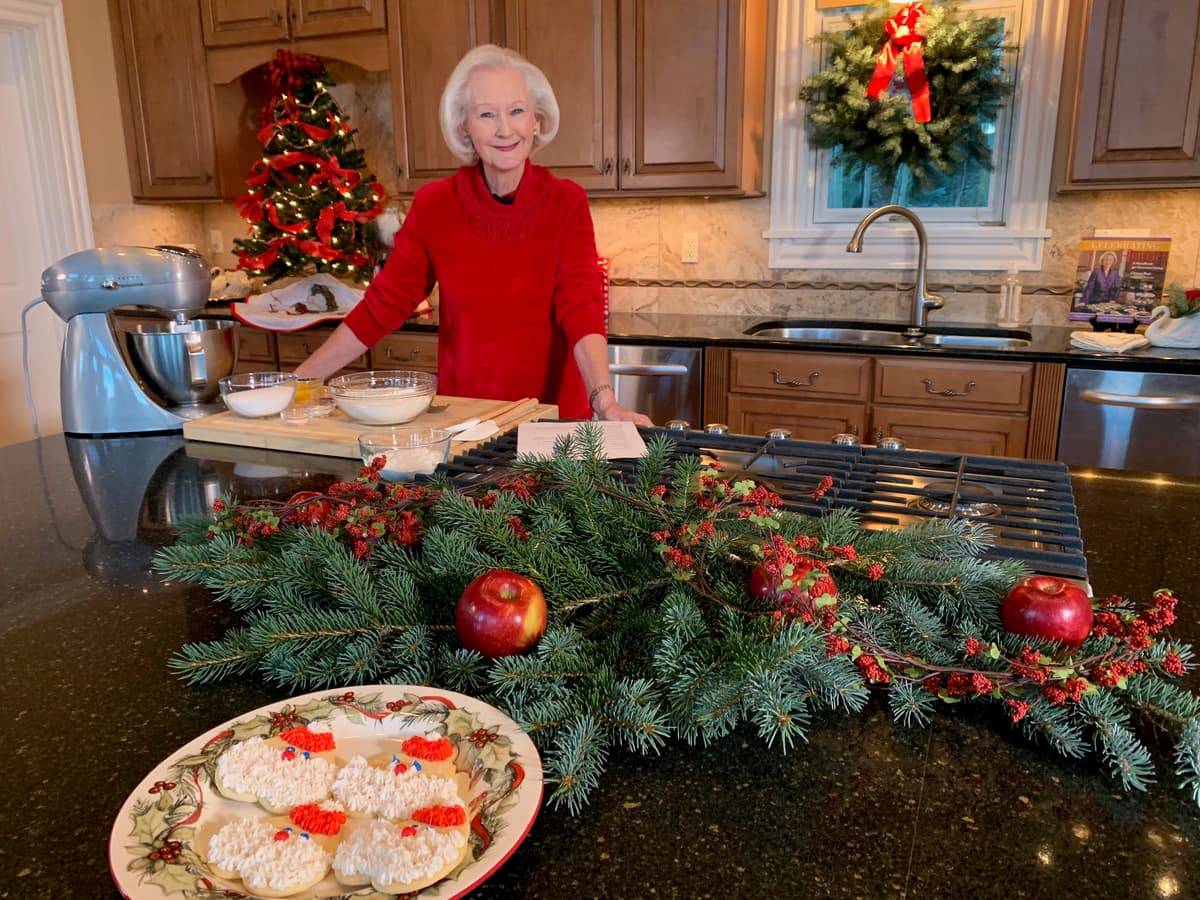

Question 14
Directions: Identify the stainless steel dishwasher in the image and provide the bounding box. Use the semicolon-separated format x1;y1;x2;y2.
607;343;703;426
1057;368;1200;476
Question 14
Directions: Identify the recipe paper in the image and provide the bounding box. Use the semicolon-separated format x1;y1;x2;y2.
516;421;648;459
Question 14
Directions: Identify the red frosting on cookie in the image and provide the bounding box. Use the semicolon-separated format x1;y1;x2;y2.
289;802;347;835
401;735;453;762
279;726;336;753
412;804;467;828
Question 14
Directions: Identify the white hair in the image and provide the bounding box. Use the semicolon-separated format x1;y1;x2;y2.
439;44;560;165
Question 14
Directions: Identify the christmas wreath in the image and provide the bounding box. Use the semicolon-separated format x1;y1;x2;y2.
153;430;1200;814
798;0;1013;189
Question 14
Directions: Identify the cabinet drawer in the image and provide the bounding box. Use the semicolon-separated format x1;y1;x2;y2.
728;350;871;401
874;358;1033;412
276;331;368;370
370;332;438;372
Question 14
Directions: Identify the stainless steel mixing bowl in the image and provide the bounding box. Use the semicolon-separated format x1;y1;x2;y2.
122;318;238;407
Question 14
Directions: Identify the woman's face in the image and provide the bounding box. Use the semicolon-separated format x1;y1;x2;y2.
1101;255;1115;271
464;65;536;194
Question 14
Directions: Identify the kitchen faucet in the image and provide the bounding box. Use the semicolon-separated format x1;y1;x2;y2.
846;205;944;337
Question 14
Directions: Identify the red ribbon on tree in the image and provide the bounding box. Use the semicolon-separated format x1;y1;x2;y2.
866;2;931;124
316;200;378;244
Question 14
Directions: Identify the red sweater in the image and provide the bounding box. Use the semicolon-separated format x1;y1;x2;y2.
344;161;606;419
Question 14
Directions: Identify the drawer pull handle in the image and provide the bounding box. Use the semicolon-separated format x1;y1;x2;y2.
386;348;421;361
602;157;614;174
922;378;975;397
771;369;820;387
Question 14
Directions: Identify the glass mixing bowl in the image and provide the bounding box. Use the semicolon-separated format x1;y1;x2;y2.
358;426;452;481
218;372;298;418
329;370;437;425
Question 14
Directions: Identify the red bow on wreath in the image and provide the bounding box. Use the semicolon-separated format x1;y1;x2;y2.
866;1;931;123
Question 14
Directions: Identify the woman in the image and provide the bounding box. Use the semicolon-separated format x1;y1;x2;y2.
1079;251;1122;307
295;44;650;424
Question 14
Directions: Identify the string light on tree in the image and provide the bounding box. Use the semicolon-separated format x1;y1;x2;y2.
233;49;385;284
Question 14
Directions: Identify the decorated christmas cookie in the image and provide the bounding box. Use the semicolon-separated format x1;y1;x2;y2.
332;815;470;894
330;754;462;819
207;817;331;898
214;735;338;813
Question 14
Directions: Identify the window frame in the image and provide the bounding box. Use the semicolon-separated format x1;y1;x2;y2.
765;0;1070;272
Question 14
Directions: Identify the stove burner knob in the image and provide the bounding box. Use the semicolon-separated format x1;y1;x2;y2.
765;428;792;441
832;432;860;447
665;419;691;432
877;436;907;451
704;423;730;435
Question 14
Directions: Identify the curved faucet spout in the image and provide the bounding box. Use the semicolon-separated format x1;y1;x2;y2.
845;204;944;336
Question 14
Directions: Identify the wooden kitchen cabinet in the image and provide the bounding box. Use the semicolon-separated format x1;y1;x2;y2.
719;348;871;441
233;327;279;373
710;348;1064;459
108;0;220;200
200;0;386;47
501;0;769;195
277;330;369;371
1056;0;1200;190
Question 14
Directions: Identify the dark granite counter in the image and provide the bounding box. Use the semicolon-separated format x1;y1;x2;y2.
3;434;1198;898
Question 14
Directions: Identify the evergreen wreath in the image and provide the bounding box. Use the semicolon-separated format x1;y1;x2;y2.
798;0;1014;189
153;429;1200;815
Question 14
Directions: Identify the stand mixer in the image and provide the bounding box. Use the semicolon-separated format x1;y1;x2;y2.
41;246;238;435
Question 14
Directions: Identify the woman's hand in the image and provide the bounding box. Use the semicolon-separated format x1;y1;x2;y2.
594;395;654;426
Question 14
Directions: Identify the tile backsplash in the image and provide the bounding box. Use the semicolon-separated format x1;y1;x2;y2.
92;184;1200;328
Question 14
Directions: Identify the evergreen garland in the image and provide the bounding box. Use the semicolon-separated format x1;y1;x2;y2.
798;0;1013;189
153;429;1200;814
233;49;384;284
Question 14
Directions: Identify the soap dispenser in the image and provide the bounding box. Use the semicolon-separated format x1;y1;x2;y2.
998;264;1022;329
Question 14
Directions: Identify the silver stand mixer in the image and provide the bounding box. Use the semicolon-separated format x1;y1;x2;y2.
41;246;238;436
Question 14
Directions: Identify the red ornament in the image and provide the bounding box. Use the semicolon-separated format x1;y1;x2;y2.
749;559;837;618
1000;576;1094;652
456;570;548;658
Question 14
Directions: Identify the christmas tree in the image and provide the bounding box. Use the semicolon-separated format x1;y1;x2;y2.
153;429;1200;814
233;49;384;285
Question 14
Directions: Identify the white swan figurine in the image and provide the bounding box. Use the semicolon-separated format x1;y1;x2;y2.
1144;305;1200;348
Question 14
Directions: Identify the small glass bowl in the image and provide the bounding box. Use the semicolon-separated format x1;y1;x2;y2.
218;372;298;418
329;370;437;425
284;378;337;424
358;426;452;482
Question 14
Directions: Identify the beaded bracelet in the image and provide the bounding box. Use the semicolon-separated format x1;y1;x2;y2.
588;383;614;411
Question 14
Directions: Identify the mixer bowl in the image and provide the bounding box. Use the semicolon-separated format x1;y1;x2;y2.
122;318;238;407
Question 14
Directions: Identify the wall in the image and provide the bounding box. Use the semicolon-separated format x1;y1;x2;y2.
67;2;1200;328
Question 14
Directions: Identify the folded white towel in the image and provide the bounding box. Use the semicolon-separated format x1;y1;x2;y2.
1069;331;1149;353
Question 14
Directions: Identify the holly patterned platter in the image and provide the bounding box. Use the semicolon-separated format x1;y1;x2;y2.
109;686;542;899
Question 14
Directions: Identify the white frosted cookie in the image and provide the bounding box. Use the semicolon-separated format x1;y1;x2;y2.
331;755;461;820
214;735;337;813
332;816;469;894
207;817;330;898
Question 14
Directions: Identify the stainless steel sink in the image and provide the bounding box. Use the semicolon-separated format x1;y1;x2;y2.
743;321;1032;351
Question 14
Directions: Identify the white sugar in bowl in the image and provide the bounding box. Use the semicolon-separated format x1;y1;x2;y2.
218;372;298;418
358;426;452;481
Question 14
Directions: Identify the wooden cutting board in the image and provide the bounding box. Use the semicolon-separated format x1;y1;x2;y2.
183;395;557;459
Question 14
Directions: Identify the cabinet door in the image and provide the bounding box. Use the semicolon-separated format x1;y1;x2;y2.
200;0;290;46
389;0;497;191
1060;0;1200;188
234;328;279;373
873;358;1033;413
277;331;369;371
871;406;1029;458
618;0;745;191
109;0;220;199
292;0;387;37
370;332;438;372
502;0;618;191
726;396;867;442
728;350;872;402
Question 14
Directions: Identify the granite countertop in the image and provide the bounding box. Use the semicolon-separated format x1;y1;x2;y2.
192;303;1200;371
4;434;1198;898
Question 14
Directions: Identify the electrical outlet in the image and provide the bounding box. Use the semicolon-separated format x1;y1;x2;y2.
209;229;224;253
681;232;699;264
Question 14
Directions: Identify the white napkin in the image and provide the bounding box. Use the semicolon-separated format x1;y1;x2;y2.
1069;331;1149;353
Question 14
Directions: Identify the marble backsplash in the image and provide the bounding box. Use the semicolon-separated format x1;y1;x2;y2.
91;183;1200;330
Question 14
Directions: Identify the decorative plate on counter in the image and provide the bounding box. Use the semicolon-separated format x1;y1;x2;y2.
108;686;542;899
231;274;364;332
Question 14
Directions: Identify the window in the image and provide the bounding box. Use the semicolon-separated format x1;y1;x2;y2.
765;0;1070;271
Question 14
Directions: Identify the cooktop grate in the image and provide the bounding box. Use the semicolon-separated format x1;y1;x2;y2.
440;427;1088;581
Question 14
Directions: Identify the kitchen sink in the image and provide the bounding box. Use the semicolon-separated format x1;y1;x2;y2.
743;321;1032;351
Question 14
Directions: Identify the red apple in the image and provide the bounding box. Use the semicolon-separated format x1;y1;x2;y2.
749;559;837;610
1000;575;1093;652
456;570;548;658
284;491;333;526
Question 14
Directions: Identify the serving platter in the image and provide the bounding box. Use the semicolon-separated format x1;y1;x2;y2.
109;686;542;899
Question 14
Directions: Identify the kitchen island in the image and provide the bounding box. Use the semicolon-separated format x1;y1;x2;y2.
2;433;1197;899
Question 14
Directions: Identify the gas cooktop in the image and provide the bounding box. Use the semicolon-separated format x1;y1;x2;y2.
440;427;1088;582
